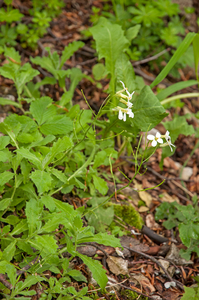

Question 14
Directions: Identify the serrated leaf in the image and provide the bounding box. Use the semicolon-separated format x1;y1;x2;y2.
15;275;44;294
38;215;60;233
30;97;54;125
31;56;58;79
15;63;39;95
0;171;14;186
54;199;77;220
40;115;73;135
60;41;85;68
16;148;42;170
40;195;56;212
6;263;16;286
25;198;43;235
30;170;52;194
4;47;21;63
0;136;10;150
2;240;17;262
93;175;108;195
133;85;167;131
51;168;67;183
29;235;58;256
76;252;107;289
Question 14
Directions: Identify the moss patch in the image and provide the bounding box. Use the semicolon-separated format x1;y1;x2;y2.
121;289;148;299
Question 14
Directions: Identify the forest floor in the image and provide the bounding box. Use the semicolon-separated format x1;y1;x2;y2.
1;1;199;299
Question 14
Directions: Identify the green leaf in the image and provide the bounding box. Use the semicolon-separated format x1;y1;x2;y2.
126;25;141;42
0;171;14;186
40;195;56;212
181;286;197;300
78;232;121;247
40;115;73;135
30;97;54;125
157;80;199;101
115;53;136;92
0;136;10;150
60;41;85;68
15;63;40;95
67;269;87;282
54;199;77;220
4;47;21;63
34;77;57;89
150;32;196;88
29;235;58;256
14;275;44;294
193;33;199;80
133;85;167;131
31;56;58;79
0;97;21;108
93;175;108;195
25;198;43;235
6;263;17;286
76;252;107;289
0;8;23;23
92;63;107;81
17;148;42;170
0;198;11;210
93;151;107;169
90;17;129;92
2;240;17;262
10;219;28;235
39;215;60;233
0;149;12;162
30;170;52;194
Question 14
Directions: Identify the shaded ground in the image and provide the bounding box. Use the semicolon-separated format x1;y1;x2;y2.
0;1;199;299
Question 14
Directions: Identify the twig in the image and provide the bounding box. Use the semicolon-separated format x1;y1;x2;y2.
133;68;155;81
132;48;171;66
141;225;168;245
0;274;13;290
123;246;184;290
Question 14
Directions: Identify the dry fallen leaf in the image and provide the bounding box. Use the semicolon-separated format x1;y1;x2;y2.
130;273;155;293
106;256;129;275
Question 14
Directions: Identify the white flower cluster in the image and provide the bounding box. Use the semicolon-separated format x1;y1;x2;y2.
147;130;175;152
112;81;134;122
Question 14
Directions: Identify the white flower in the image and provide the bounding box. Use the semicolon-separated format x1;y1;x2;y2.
118;109;126;121
164;130;175;152
147;132;163;147
120;80;135;102
127;108;134;118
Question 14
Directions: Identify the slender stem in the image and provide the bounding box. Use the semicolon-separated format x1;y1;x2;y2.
161;93;199;105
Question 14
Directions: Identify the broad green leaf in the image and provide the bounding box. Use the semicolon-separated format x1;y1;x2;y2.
157;80;199;101
40;195;56;212
76;252;107;289
78;232;121;247
2;240;17;262
30;170;52;194
133;85;167;131
4;47;21;63
17;148;42;170
40;115;73;135
93;151;107;169
31;56;58;78
6;264;16;286
0;136;10;150
25;198;43;235
92;63;107;81
181;286;197;300
38;214;60;233
90;17;129;92
179;223;197;247
51;168;67;183
17;240;34;255
30;134;55;148
193;33;199;80
42;136;73;168
29;235;58;256
0;97;21;108
0;171;14;186
0;198;11;210
0;64;15;81
60;41;85;68
0;149;12;162
93;175;108;195
54;199;77;220
0;8;23;22
67;269;87;282
10;219;28;235
14;275;44;294
150;32;196;88
15;63;39;95
115;53;136;92
126;24;141;42
30;97;54;125
34;77;57;89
